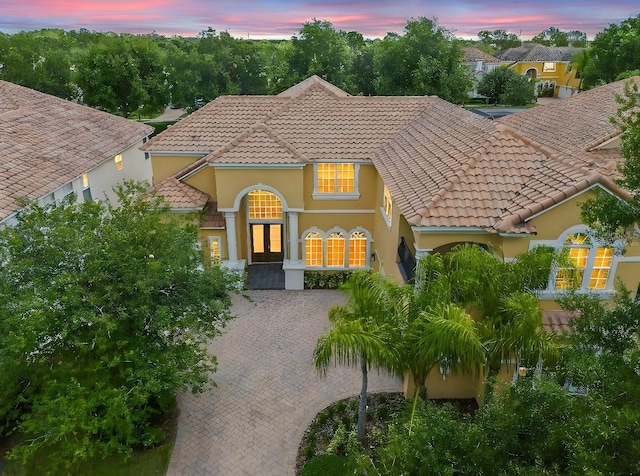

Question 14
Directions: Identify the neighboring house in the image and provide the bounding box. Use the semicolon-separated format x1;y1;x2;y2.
496;43;584;98
142;75;640;397
461;46;502;100
0;80;153;226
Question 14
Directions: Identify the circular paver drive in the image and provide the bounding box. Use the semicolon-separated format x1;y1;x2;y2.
167;290;401;475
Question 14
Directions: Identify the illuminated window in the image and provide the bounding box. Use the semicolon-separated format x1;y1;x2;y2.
82;173;89;189
314;163;359;198
248;190;282;219
114;154;123;170
383;186;392;222
543;62;556;72
553;232;614;291
305;232;323;267
327;232;345;267
348;231;367;268
209;237;221;266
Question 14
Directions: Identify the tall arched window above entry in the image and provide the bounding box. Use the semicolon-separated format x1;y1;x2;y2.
554;232;614;290
305;231;323;267
327;232;345;267
348;231;367;267
248;190;282;219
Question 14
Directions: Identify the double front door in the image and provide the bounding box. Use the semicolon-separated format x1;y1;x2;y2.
251;224;283;263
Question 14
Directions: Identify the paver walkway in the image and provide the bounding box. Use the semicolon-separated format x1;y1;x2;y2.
167;290;401;475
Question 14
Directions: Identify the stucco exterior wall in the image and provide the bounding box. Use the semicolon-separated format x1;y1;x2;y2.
185;166;217;199
150;154;202;185
215;168;304;210
87;139;152;203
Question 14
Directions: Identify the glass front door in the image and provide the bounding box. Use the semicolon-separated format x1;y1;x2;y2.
251;224;283;263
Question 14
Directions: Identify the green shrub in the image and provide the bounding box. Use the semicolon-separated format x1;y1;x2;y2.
303;271;353;289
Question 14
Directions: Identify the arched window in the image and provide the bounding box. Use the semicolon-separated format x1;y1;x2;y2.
248;190;282;219
348;231;367;268
327;232;345;267
305;232;323;267
554;232;614;290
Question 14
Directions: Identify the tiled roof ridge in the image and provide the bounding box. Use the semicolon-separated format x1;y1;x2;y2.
584;130;621;151
146;176;210;209
205;121;309;164
494;122;583;170
173;156;209;180
415;127;488;217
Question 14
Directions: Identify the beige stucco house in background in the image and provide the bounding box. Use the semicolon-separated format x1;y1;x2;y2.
143;74;639;399
496;43;584;98
0;80;153;226
462;46;502;100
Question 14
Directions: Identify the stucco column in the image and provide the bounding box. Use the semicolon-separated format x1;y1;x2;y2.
224;212;238;262
288;211;299;263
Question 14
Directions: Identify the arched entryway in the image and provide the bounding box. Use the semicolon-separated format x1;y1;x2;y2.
246;189;284;264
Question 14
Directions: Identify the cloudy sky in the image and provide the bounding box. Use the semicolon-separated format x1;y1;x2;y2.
1;0;639;40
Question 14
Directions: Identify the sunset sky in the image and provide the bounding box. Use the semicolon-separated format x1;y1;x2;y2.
1;0;639;40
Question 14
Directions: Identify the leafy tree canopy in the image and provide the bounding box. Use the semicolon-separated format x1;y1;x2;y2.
0;182;235;467
477;66;536;105
373;17;472;103
477;29;522;51
583;14;640;88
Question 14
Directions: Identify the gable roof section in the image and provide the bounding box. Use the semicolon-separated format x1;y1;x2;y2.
461;46;502;64
150;177;209;209
0;80;153;221
497;77;639;175
148;76;633;234
496;44;583;62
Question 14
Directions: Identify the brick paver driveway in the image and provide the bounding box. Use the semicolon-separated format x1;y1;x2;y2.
166;290;401;475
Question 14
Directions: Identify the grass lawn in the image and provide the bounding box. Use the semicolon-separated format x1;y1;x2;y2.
1;443;172;476
300;454;357;476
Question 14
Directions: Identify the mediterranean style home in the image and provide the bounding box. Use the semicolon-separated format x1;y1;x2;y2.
0;80;153;226
143;73;639;300
461;46;502;100
496;43;584;98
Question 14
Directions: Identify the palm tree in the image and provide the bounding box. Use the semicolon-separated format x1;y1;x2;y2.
314;270;401;441
401;302;485;431
570;49;590;92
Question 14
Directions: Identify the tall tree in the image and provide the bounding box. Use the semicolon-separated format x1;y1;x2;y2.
374;17;472;103
314;271;400;441
583;15;640;87
477;29;522;51
286;19;355;93
0;182;234;467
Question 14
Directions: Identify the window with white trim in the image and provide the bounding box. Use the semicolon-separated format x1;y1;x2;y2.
348;231;367;268
554;232;614;291
303;228;371;269
305;231;323;267
248;189;282;219
543;62;556;72
114;154;123;170
82;173;90;189
313;163;359;199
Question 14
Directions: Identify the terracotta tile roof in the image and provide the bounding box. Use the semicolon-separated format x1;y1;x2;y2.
0;80;153;221
496;44;584;62
462;47;501;64
497;77;640;177
146;75;634;234
542;310;577;334
150;177;209;209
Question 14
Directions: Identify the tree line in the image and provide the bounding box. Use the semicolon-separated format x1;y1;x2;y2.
1;15;639;117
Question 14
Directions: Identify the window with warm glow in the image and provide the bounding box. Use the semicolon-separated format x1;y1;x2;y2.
327;232;345;267
82;173;89;189
348;231;367;267
305;232;323;267
543;62;556;72
248;190;282;219
210;237;221;266
554;232;614;291
114;154;123;170
315;163;356;194
383;186;392;222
